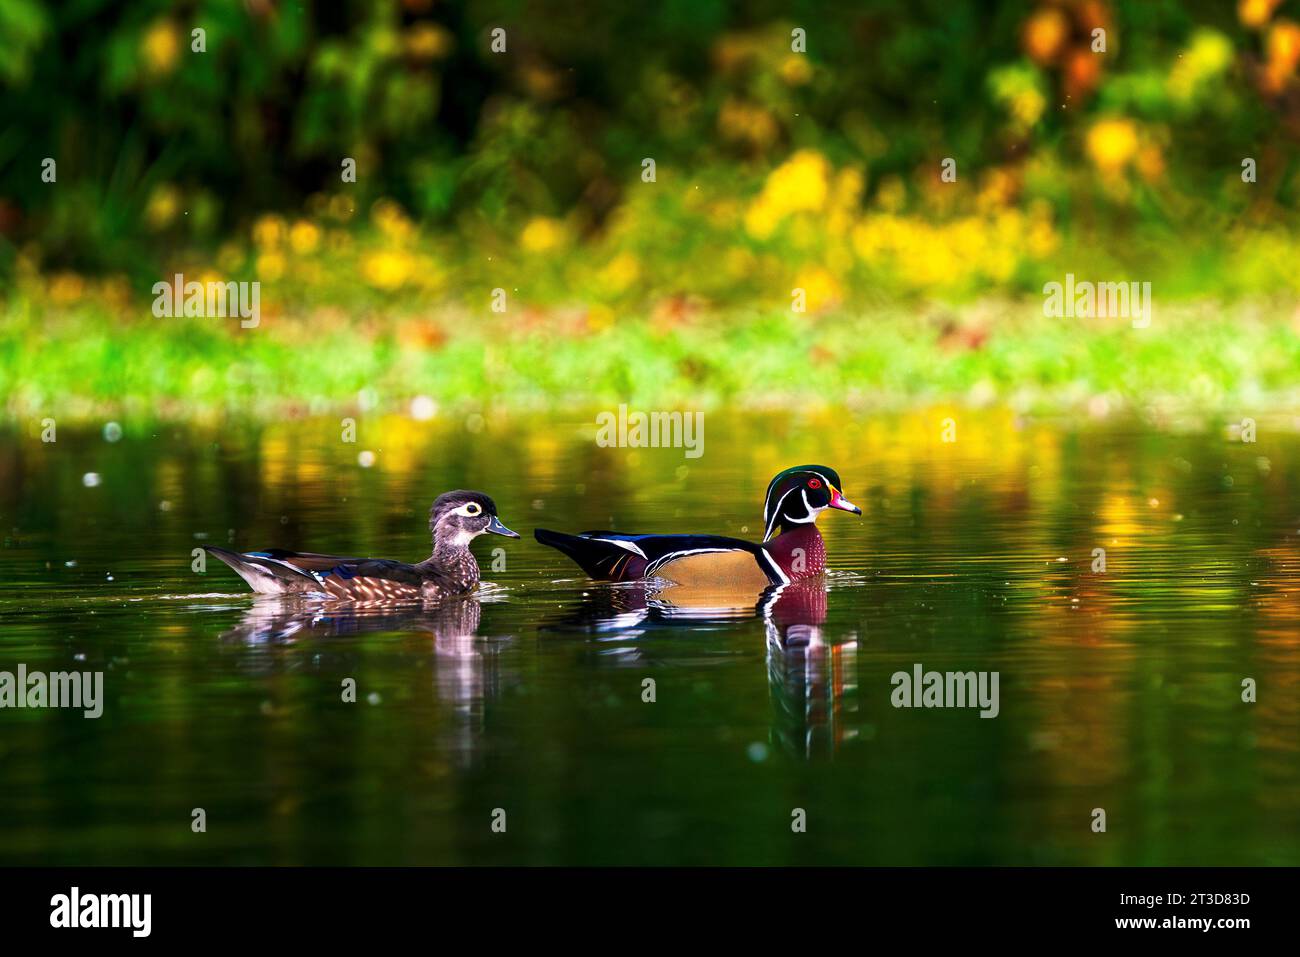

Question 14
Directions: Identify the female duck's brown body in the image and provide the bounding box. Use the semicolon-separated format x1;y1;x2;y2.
206;490;518;600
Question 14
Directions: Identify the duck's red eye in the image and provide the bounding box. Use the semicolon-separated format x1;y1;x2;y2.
807;479;822;489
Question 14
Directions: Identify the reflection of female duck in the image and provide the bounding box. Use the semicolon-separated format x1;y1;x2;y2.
219;594;506;765
218;594;484;645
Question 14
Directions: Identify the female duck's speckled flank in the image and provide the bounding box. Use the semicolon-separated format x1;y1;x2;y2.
535;465;861;588
206;491;518;600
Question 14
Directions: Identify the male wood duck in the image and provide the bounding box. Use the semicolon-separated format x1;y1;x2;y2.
206;491;518;600
534;465;860;588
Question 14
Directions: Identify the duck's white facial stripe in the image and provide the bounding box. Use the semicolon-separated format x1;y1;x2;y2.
451;503;484;518
793;489;822;521
763;487;797;542
763;484;826;541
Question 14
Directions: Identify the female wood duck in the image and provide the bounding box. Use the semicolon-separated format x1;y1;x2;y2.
206;491;518;600
534;465;861;588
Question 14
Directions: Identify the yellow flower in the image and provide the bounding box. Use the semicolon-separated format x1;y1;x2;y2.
766;150;829;211
361;250;412;290
833;167;865;209
1086;118;1139;173
1023;8;1069;64
900;236;960;288
141;21;180;76
598;252;640;293
744;150;830;238
289;221;320;255
779;55;812;85
520;217;565;253
1239;0;1283;29
405;23;454;60
253;215;286;249
1267;20;1300;72
255;252;286;281
793;267;842;313
743;199;780;240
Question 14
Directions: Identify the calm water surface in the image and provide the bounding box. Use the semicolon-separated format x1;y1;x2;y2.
1;410;1297;865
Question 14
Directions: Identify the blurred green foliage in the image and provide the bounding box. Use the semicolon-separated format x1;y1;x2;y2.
3;0;1298;278
2;1;1300;416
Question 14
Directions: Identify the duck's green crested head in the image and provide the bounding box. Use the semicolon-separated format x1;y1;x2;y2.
761;465;861;542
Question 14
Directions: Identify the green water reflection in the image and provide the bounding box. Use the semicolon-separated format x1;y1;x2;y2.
0;410;1297;864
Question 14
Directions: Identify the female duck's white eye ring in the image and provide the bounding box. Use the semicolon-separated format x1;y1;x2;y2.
464;503;482;516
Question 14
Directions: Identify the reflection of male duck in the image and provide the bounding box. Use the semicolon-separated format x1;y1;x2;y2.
537;578;825;636
760;584;860;759
540;577;859;758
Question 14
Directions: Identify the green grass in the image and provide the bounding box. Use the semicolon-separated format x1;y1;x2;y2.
4;295;1299;421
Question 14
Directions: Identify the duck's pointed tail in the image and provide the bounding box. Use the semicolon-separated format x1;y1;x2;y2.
533;529;647;581
204;546;320;595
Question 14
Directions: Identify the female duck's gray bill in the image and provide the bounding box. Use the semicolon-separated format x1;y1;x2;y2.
486;515;520;538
